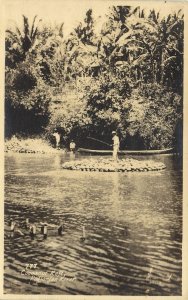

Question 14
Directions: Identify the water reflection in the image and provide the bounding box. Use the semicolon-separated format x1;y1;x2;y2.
69;152;76;160
110;173;120;219
53;155;62;169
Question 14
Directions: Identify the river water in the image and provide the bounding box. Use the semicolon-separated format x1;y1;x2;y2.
4;153;182;295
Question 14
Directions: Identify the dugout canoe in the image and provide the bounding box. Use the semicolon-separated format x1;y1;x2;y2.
78;147;174;155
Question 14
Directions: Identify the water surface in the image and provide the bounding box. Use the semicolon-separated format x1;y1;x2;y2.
4;153;182;295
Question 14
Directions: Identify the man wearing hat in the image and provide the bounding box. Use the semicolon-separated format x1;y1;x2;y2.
112;131;120;161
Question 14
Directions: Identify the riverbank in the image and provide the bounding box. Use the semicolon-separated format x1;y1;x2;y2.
4;136;64;154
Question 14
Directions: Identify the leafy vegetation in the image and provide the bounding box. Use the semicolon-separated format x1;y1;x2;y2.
5;6;183;150
5;61;51;136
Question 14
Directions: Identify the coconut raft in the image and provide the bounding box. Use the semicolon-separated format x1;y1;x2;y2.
62;157;166;172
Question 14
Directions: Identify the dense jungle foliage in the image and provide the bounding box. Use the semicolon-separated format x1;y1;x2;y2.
5;6;183;150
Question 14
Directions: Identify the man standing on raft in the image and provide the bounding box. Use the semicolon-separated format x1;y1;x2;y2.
112;131;120;161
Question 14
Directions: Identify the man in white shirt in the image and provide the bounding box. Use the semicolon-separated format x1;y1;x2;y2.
52;130;61;149
112;131;120;161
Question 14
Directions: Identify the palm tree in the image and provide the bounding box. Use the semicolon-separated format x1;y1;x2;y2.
146;9;183;86
112;8;184;90
97;5;148;81
6;15;42;67
74;9;96;46
62;9;98;79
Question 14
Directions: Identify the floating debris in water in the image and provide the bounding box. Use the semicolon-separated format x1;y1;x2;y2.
5;218;66;239
62;157;166;172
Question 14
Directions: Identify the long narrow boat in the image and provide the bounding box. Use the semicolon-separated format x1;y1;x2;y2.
78;147;174;155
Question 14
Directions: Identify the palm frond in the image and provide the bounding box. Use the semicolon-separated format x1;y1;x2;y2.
15;26;22;38
140;9;145;18
163;55;176;66
22;15;29;36
177;9;183;17
59;22;64;38
115;26;130;43
166;14;171;24
131;6;140;17
32;27;38;42
132;53;149;66
171;47;183;55
149;9;159;24
117;32;133;47
6;30;21;45
167;20;182;35
145;20;159;33
31;15;38;38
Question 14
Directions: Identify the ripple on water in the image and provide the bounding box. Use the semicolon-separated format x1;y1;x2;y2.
4;154;182;295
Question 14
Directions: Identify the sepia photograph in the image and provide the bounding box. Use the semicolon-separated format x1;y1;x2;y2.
2;0;186;297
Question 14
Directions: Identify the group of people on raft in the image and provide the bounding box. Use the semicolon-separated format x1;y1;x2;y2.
52;129;120;160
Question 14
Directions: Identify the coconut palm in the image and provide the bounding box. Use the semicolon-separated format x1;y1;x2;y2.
146;9;183;86
112;8;184;90
97;5;148;81
6;15;42;67
62;9;98;80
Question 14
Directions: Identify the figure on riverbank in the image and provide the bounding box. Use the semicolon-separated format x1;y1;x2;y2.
70;140;76;152
112;131;120;161
52;129;61;149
